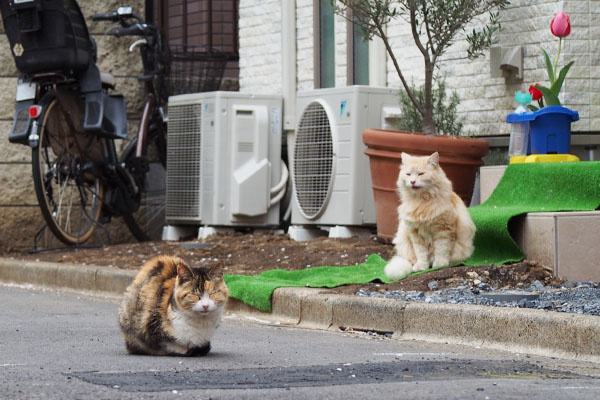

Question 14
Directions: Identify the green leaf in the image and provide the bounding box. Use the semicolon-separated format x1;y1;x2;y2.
527;104;539;112
535;85;561;106
550;61;574;97
542;49;555;85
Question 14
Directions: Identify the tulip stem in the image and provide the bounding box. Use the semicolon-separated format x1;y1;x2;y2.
554;37;562;80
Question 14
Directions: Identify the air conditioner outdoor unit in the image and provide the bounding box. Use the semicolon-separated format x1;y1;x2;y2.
290;86;400;237
166;91;283;230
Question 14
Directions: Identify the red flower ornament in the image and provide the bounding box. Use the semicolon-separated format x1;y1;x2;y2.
550;11;570;38
529;85;543;101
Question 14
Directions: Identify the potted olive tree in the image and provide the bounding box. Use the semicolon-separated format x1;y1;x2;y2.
332;0;509;238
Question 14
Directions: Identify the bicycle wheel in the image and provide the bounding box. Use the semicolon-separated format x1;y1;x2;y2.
32;93;104;245
121;129;167;241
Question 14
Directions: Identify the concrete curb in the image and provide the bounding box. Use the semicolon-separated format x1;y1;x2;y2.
0;258;136;295
2;257;599;361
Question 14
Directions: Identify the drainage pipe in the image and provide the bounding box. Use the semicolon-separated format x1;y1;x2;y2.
281;0;297;132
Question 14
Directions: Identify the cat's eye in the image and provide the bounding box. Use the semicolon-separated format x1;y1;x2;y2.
418;172;425;176
187;293;200;301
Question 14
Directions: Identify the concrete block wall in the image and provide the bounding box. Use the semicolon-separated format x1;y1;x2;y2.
238;0;598;137
0;0;144;250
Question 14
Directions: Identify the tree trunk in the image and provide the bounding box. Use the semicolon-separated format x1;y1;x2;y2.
422;62;436;135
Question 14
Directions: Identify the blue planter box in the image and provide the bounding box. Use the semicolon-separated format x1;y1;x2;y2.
507;106;579;154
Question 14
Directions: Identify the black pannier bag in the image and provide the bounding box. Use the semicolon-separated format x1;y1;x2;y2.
0;0;92;74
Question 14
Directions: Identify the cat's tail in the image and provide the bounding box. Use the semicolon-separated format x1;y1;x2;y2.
384;256;413;281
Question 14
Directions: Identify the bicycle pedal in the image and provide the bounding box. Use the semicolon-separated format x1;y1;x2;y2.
126;156;149;175
137;73;155;82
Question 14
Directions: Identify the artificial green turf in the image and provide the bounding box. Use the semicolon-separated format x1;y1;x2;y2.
465;161;600;266
225;162;600;312
224;254;392;312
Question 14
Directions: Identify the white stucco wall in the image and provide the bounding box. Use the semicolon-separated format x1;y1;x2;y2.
296;0;315;91
238;0;283;94
238;0;598;136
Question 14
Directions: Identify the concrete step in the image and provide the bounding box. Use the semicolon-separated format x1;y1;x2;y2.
510;211;600;282
480;166;600;282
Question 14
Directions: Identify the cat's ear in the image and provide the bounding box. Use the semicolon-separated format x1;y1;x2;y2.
427;152;440;168
401;152;411;164
177;263;194;284
208;262;225;279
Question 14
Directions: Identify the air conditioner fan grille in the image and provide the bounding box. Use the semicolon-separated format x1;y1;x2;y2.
166;103;202;220
293;101;333;219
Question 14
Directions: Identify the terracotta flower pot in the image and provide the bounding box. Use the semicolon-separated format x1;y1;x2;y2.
362;129;489;240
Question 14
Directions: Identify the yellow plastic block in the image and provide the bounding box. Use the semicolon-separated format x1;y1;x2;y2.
510;154;580;164
509;155;528;164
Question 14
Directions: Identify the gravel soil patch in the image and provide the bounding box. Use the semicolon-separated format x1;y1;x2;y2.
3;232;598;315
0;232;562;290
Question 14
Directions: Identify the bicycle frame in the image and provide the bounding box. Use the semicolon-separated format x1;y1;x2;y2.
5;3;168;244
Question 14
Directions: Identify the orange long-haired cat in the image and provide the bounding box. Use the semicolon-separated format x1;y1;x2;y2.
384;152;476;280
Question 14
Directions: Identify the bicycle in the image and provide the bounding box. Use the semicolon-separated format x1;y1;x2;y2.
1;2;167;246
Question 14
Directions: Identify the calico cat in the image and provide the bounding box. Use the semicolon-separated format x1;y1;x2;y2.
384;152;476;280
118;256;228;356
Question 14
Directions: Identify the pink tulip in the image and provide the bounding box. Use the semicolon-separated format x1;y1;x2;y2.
550;11;570;37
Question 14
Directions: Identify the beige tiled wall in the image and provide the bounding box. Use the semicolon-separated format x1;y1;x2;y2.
0;1;144;250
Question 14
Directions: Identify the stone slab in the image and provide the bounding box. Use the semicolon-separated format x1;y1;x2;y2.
0;163;38;205
401;301;600;360
95;35;143;77
479;165;507;203
510;213;556;269
511;211;600;281
0;122;30;162
0;206;45;249
331;295;405;333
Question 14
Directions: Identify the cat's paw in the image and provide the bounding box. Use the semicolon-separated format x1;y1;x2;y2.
384;257;413;280
412;262;430;272
432;258;450;268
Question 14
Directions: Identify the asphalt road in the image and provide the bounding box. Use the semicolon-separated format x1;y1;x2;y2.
1;284;600;399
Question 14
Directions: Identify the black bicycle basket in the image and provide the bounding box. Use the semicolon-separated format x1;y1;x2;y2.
159;45;228;100
0;0;93;74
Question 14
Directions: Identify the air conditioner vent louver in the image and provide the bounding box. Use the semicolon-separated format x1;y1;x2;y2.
293;101;333;219
237;141;253;152
166;103;203;220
